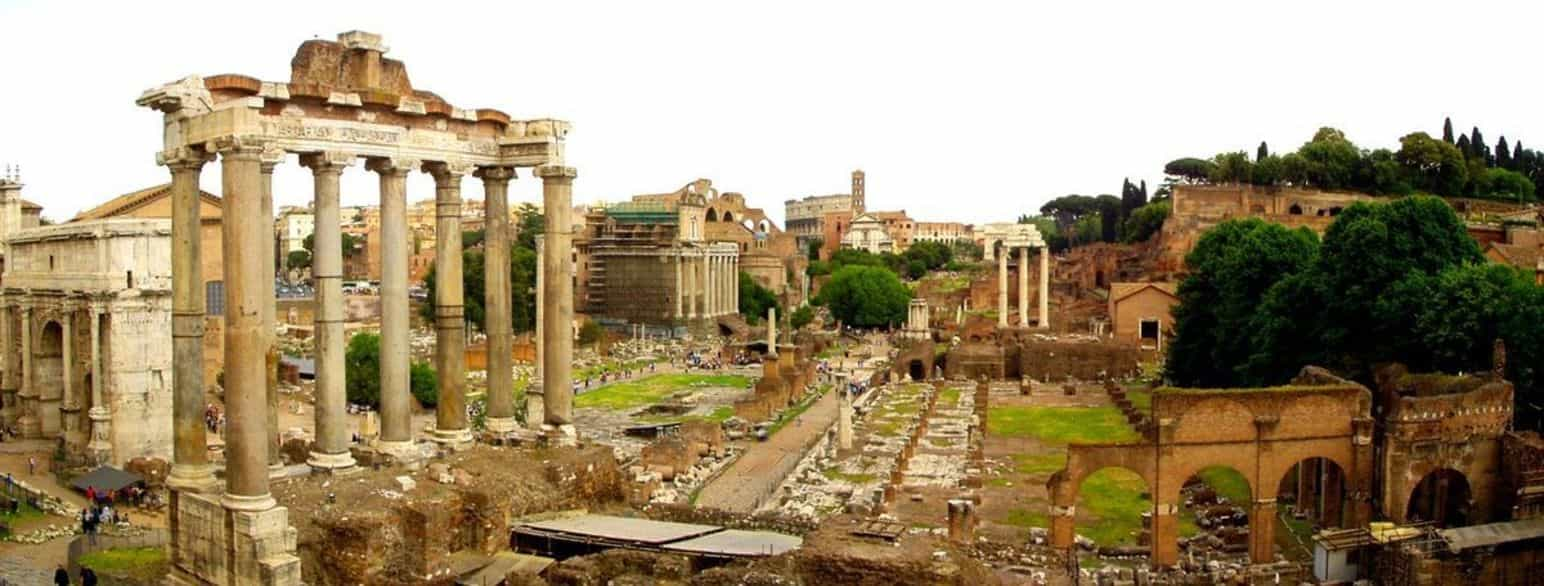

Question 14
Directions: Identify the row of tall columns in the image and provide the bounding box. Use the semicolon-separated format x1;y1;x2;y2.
677;252;738;320
994;246;1051;330
428;161;472;446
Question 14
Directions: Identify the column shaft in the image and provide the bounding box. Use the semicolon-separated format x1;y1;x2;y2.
166;150;211;488
429;162;470;443
1039;247;1050;329
0;304;15;427
996;249;1008;327
217;140;275;510
479;167;517;431
61;316;74;440
539;166;577;428
18;308;34;438
87;307;109;463
687;253;698;319
260;151;282;470
705;254;715;317
301;152;354;470
529;235;545;427
1018;247;1029;327
674;255;683;319
369;157;418;451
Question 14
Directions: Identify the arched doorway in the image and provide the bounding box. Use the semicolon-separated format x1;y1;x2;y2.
35;321;65;435
1180;466;1252;556
1288;203;1304;215
1407;468;1472;527
1073;467;1152;549
907;359;925;381
706;208;718;222
1276;457;1347;562
723;211;734;223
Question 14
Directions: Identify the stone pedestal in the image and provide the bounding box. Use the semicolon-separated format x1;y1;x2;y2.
87;406;113;466
169;490;301;586
542;423;578;447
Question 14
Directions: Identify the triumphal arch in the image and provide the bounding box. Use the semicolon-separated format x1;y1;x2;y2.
139;31;575;585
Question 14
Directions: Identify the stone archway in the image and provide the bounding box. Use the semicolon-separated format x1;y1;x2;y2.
706;208;719;222
907;359;926;381
1278;456;1349;531
35;320;65;435
1407;468;1473;527
723;211;735;223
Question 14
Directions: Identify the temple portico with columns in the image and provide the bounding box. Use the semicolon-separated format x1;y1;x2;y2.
978;223;1050;330
139;31;573;586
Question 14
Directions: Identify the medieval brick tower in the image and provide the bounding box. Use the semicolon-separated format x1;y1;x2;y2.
851;169;866;214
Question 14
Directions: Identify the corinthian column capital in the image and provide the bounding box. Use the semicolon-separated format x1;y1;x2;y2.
365;156;421;177
157;147;215;171
298;151;355;175
536;165;577;181
474;165;516;183
424;160;475;186
205;135;268;160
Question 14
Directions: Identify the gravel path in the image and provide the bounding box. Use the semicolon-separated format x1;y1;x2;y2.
694;389;839;513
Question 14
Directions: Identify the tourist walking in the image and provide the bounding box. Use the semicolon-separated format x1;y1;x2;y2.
80;568;97;586
28;455;37;475
53;565;69;586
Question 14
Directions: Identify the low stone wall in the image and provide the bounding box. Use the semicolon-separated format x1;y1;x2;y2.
1017;340;1140;381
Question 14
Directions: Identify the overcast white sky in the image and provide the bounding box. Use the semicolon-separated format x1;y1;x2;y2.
0;0;1538;226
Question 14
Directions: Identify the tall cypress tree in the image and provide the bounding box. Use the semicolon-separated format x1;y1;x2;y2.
1471;127;1490;164
1257;141;1269;161
1497;136;1512;169
1140;179;1148;201
1442;117;1455;143
1457;135;1472;158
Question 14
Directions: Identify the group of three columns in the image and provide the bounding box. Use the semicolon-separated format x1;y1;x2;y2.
164;139;576;515
996;245;1050;329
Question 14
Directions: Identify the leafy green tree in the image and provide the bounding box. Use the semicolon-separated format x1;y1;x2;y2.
1359;149;1413;196
789;304;815;330
1474;168;1537;202
286;250;311;271
1120;200;1171;243
1164;158;1216;183
1296;128;1362;190
814;265;911;328
421;244;538;333
738;271;780;324
1165;219;1320;387
904;259;927;280
577;319;605;346
303;232;362;258
461;229;485;250
1251;155;1284;186
806;238;824;261
515;202;544;250
345;333;437;408
1397;132;1468;195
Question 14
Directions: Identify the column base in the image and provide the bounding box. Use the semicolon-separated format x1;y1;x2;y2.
221;491;278;513
171;490;301;586
17;406;40;439
524;392;545;428
429;427;473;448
267;462;287;479
87;406;112;462
306;450;357;472
374;439;420;463
167;463;220;493
540;424;578;447
483;416;519;434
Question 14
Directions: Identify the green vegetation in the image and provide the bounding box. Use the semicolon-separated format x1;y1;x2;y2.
1166;196;1543;429
575;374;749;410
789;305;814;330
344;333;436;408
813;265;911;328
1126;389;1152;413
987;405;1140;445
1194;466;1251;503
0;499;42;526
1172;123;1542;201
422;242;539;334
78;547;169;582
939;386;962;406
739;271;781;324
1012;453;1065;476
576;357;663;381
816;342;846;360
823;467;878;484
1004;508;1050;529
577;319;605;346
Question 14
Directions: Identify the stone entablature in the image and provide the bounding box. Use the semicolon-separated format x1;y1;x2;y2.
3;220;172;292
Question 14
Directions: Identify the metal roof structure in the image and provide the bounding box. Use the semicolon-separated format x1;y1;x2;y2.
661;529;803;557
1439;518;1544;553
519;515;719;545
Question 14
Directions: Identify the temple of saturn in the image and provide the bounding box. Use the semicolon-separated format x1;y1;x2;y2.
137;31;574;585
979;223;1050;329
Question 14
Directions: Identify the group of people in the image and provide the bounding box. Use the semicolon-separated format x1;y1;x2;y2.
573;360;660;393
203;404;225;434
78;485;140;545
51;565;98;586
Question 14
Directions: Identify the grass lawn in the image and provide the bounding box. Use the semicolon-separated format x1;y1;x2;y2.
939;386;962;406
575;374;750;410
1004;508;1050;529
823;467;878;484
0;499;43;526
78;547;168;582
1126;389;1152;413
1194;466;1252;503
1012;453;1066;476
1074;469;1201;546
988;406;1140;445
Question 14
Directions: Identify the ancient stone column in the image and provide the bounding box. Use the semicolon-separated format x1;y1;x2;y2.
673;254;684;319
996;247;1008;328
165;148;214;490
478;166;518;434
766;307;777;352
0;304;15;427
1039;246;1050;329
87;307;110;464
368;157;419;458
216;138;276;511
428;161;472;446
61;314;79;450
687;252;699;319
538;166;577;431
838;382;853;450
260;148;284;474
300;152;355;471
18;307;34;439
704;254;715;317
1017;247;1029;327
529;234;545;427
947;499;976;543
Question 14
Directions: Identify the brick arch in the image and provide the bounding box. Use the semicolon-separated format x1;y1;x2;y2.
1275;393;1355;438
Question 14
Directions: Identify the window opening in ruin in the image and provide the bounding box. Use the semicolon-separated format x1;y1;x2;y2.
706;209;718;222
126;270;134;289
1329;207;1343;216
1406;468;1472;528
49;255;54;270
207;281;226;316
723;211;734;222
908;359;926;381
1139;318;1160;350
1288;204;1304;215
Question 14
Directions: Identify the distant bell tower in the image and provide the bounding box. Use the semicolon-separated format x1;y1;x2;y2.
851;169;866;214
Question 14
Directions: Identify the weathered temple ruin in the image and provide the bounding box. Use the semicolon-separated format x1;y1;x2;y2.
138;31;573;585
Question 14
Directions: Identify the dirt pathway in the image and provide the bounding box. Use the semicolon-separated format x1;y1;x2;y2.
693;389;839;513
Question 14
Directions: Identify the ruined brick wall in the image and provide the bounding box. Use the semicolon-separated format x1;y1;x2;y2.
945;343;1003;380
1017;340;1140;381
1501;432;1544;520
1378;369;1513;524
1109;284;1178;350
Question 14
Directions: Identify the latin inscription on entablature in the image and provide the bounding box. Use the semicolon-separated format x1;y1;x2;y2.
266;118;403;145
260;117;501;158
